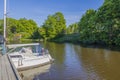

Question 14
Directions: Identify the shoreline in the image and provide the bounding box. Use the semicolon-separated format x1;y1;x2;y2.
7;38;120;51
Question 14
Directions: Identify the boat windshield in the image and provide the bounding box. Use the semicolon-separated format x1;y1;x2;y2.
7;45;42;54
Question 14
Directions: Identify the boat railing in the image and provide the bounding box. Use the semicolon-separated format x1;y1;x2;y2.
18;57;23;66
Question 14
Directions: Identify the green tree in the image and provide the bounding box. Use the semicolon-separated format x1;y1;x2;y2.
78;9;96;43
18;18;38;39
67;23;79;34
40;12;66;40
1;18;38;40
96;0;120;45
0;19;3;35
7;18;18;38
53;12;66;36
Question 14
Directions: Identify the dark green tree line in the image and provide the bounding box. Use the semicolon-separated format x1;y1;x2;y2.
77;0;120;45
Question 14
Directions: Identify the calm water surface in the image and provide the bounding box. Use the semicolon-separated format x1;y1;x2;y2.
20;42;120;80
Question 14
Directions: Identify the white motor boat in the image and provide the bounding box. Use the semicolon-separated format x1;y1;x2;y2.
7;43;54;71
2;0;53;71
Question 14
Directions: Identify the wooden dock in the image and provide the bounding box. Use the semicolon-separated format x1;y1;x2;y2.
0;54;22;80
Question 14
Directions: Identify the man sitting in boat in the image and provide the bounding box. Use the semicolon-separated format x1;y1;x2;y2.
41;48;45;55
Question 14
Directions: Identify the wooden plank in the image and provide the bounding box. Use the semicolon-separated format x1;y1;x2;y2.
1;55;9;80
0;55;22;80
0;57;2;80
4;55;16;80
3;55;12;80
7;55;22;80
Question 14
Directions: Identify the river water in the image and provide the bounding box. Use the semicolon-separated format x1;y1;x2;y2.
19;42;120;80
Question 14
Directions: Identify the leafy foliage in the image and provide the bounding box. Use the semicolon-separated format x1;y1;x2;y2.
64;0;120;46
66;23;79;34
0;20;3;35
0;18;38;40
40;12;66;40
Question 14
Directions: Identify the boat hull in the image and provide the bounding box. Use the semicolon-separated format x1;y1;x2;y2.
9;54;54;71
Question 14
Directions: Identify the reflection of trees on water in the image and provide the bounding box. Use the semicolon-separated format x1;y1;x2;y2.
40;42;66;80
32;42;120;80
74;45;120;80
44;42;65;64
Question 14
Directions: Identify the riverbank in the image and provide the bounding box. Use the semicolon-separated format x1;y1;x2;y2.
50;34;120;51
6;36;120;51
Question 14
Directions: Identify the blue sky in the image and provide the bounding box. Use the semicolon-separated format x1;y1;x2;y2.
0;0;104;26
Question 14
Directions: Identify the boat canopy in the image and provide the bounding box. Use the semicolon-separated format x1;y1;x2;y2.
7;43;40;48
